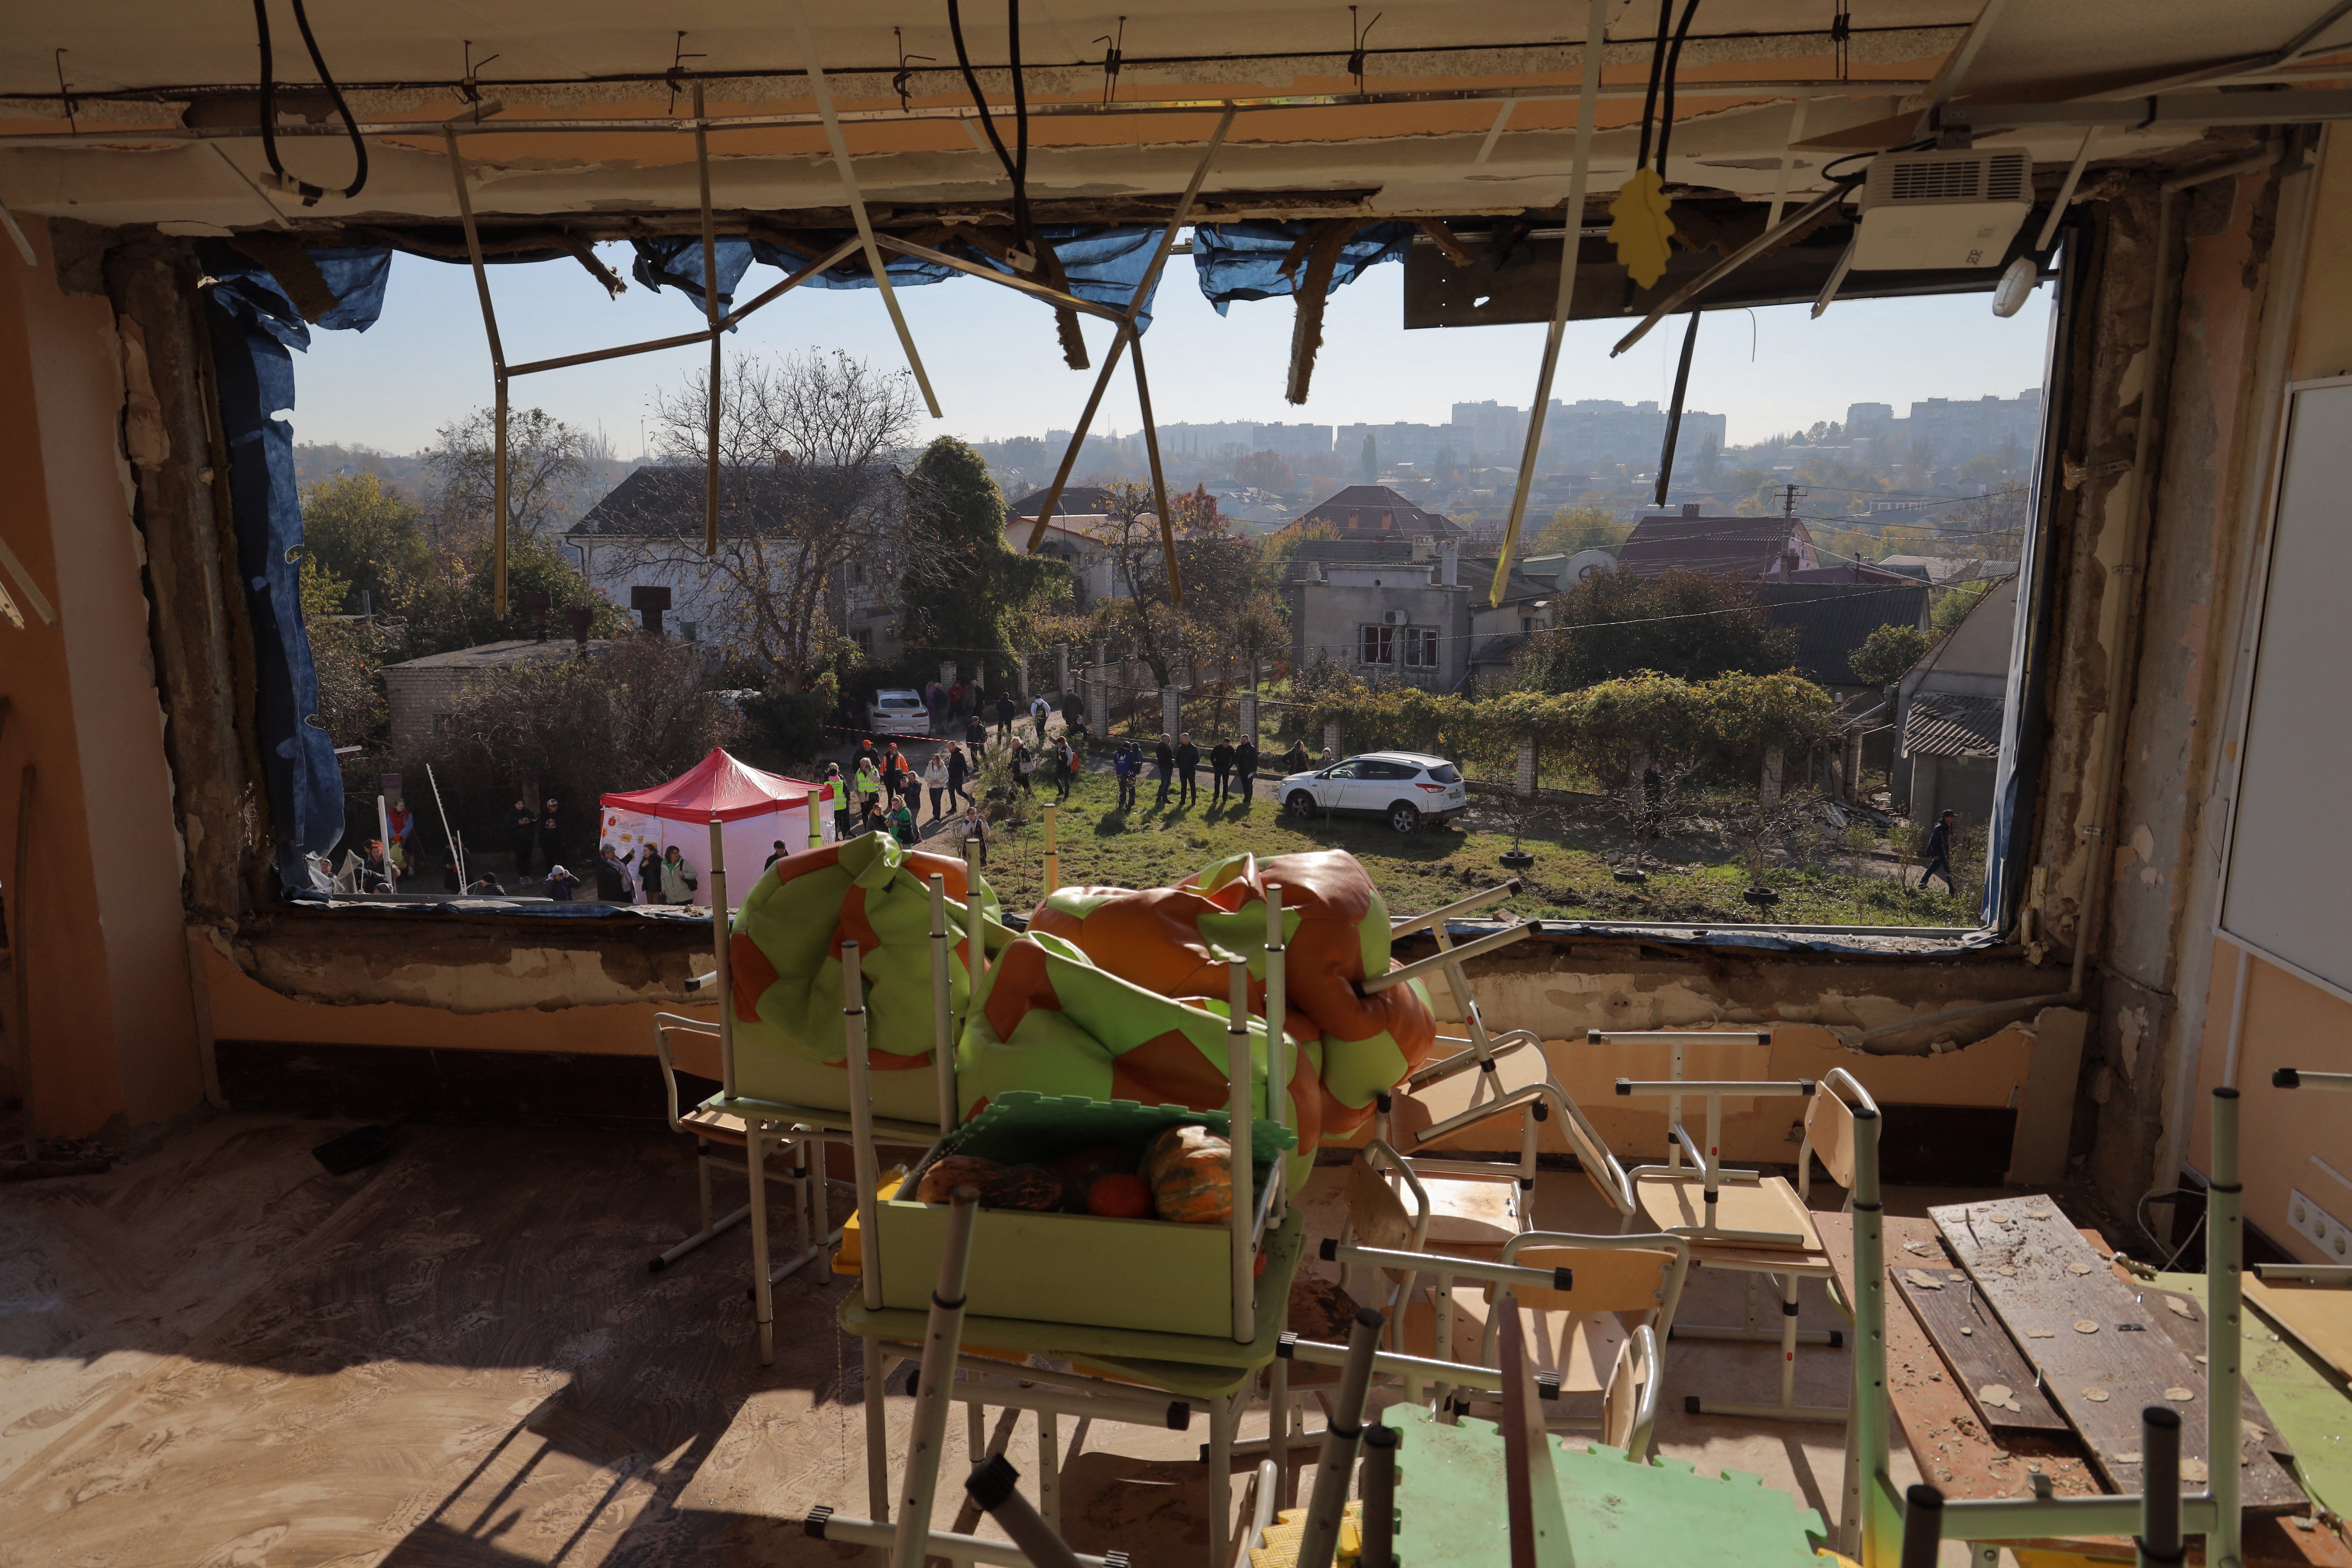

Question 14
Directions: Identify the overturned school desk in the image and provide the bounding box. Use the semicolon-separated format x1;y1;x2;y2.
1820;1208;2351;1567
1379;1403;1827;1568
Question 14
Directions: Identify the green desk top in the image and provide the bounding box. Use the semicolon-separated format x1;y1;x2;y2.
1384;1405;1826;1568
838;1210;1306;1400
2151;1272;2352;1523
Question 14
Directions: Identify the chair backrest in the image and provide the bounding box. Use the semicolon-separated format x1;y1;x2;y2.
1491;1231;1688;1322
1344;1143;1430;1284
651;1013;726;1132
1600;1324;1660;1459
1802;1073;1874;1194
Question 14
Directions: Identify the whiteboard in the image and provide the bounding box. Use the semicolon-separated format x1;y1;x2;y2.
2220;380;2352;990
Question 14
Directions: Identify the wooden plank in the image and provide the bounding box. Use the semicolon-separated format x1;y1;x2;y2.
2156;1273;2352;1528
1892;1264;2070;1433
2130;1275;2298;1464
1933;1194;2305;1511
1818;1213;2104;1501
2246;1274;2352;1384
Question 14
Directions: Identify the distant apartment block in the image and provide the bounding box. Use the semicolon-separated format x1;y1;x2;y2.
1846;390;2042;465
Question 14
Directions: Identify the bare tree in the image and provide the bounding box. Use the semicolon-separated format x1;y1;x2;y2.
424;406;598;549
613;350;926;683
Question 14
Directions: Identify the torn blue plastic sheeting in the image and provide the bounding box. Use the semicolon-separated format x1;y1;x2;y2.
200;243;392;895
1190;220;1415;315
630;225;1166;331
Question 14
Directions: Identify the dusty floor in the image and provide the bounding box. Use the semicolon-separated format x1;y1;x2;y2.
0;1109;1985;1567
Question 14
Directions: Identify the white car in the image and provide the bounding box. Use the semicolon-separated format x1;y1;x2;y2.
1280;750;1468;834
867;688;931;736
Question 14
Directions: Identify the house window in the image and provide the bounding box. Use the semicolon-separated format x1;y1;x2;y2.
1401;628;1439;668
1359;625;1395;665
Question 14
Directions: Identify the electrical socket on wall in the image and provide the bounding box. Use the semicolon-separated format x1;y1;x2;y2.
2287;1188;2352;1262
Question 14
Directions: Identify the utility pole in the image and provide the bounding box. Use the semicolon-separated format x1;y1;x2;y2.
1781;482;1806;516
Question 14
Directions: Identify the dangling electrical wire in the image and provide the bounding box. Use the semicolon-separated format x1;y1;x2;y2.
252;0;368;205
1654;0;1703;176
946;0;1037;267
1632;0;1672;173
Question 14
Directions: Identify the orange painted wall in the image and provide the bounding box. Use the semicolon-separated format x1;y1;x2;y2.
2191;939;2352;1264
0;217;201;1137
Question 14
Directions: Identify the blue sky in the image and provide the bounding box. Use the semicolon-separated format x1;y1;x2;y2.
293;240;2055;458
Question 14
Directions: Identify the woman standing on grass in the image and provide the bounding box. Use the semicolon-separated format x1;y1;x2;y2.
958;800;988;867
923;749;950;821
1013;740;1036;794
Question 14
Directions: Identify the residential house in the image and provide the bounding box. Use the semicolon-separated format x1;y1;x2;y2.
1758;582;1932;695
1284;538;1553;692
1615;505;1818;579
1292;484;1465;540
566;464;906;662
1005;484;1122;520
1005;514;1124;609
1892;575;2021;824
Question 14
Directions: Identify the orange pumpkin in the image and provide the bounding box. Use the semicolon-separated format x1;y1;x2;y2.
980;1164;1065;1212
1142;1125;1232;1225
1084;1173;1154;1218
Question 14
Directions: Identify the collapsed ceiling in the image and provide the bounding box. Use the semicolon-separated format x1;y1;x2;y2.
2;1;2345;233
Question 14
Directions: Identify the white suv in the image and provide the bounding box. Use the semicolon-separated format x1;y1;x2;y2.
1280;750;1468;834
867;688;931;736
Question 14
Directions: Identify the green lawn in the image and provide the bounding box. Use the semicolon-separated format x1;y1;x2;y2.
930;764;1978;929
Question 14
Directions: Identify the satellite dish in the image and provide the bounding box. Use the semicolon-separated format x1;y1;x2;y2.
1564;548;1617;583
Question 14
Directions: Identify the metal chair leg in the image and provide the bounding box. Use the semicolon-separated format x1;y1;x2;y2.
748;1125;775;1365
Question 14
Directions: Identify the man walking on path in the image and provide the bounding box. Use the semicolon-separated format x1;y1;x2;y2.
1154;733;1175;807
996;693;1018;743
1031;694;1052;746
1174;733;1200;807
1921;810;1960;894
1234;736;1259;808
1053;736;1076;802
965;710;987;752
824;763;851;842
1209;736;1235;803
946;743;969;809
508;796;538;876
1114;742;1138;811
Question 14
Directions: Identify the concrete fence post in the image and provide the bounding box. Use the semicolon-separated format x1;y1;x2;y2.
1163;684;1181;738
1056;642;1070;696
1761;747;1785;808
1516;736;1537;798
1323;720;1342;758
940;660;957;689
1240;692;1259;746
1628;744;1652;815
1018;657;1031;703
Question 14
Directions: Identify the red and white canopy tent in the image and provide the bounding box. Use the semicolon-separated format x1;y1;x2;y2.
598;748;827;906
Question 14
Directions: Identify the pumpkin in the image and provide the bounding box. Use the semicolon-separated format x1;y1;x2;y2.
914;1155;1004;1204
979;1164;1065;1212
1084;1173;1154;1219
1051;1142;1136;1212
1141;1124;1233;1225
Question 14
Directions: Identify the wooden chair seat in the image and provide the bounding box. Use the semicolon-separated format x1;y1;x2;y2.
1633;1171;1824;1256
1391;1046;1556;1153
679;1106;754;1147
1415;1176;1526;1253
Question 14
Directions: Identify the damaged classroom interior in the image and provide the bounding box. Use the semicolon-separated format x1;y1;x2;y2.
4;2;2352;1565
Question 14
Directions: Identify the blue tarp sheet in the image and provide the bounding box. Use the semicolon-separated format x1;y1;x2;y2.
202;243;391;894
631;225;1170;332
1188;220;1415;315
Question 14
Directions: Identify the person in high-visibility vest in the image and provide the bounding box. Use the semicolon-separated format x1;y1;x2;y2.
822;763;851;842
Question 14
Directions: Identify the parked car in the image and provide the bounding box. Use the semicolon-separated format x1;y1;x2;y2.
866;688;931;736
1279;750;1467;833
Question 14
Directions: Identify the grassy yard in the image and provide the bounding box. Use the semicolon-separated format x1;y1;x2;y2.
929;763;1979;929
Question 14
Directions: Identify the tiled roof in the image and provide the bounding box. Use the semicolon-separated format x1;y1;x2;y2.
1008;484;1121;519
1759;583;1930;685
1902;691;2005;760
1618;514;1804;579
1296;484;1465;538
569;463;899;537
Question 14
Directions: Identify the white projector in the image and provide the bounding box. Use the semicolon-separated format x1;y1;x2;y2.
1852;147;2033;270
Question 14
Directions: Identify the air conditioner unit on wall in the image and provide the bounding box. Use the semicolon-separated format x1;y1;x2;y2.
1853;147;2032;271
1383;609;1410;626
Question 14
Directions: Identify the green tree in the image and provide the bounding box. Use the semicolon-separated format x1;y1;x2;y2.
899;435;1066;672
1515;567;1797;690
1529;503;1629;558
1848;623;1933;685
395;531;628;657
1932;579;1995;637
300;472;430;612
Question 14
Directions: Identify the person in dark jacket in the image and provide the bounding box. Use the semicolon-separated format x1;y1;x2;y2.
1174;734;1200;807
1053;737;1076;802
507;797;538;875
635;846;661;904
996;692;1018;742
595;844;631;902
539;796;565;865
1209;737;1236;803
946;743;970;807
1113;742;1138;811
544;863;578;902
1154;733;1175;807
764;839;789;870
1234;737;1260;807
965;712;988;752
1921;810;1959;893
1283;739;1310;776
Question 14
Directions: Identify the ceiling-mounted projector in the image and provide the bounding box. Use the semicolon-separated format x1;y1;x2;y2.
1852;147;2033;270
